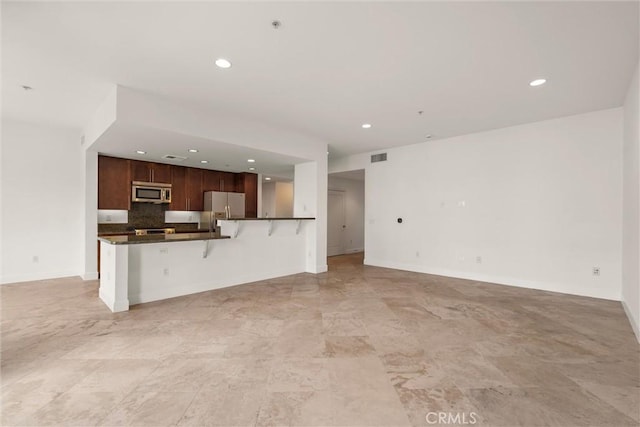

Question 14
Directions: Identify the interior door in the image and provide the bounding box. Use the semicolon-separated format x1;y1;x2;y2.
327;190;346;256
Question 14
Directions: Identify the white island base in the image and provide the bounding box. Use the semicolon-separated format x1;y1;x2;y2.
99;219;314;312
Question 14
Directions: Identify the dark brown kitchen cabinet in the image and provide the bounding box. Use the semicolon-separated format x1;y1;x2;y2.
203;170;222;192
235;173;245;193
220;172;236;192
241;173;258;218
130;160;171;183
185;168;203;211
169;166;187;211
203;170;235;192
100;155;258;215
169;166;203;211
98;155;130;210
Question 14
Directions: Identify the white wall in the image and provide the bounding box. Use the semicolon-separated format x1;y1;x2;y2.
622;61;640;341
328;176;365;253
275;182;294;217
332;108;623;301
81;149;98;280
263;181;294;218
262;182;276;217
294;161;328;273
1;120;84;283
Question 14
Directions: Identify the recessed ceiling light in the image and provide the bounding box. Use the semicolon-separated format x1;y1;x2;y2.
200;160;208;164
265;177;272;181
425;134;432;139
215;58;232;69
249;167;255;171
136;150;146;154
247;159;256;163
362;123;372;129
188;149;198;153
21;85;33;91
529;78;547;87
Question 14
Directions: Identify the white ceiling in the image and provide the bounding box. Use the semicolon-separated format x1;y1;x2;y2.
3;1;638;159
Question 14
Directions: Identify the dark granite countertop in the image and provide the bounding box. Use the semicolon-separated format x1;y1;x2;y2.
98;232;230;245
218;217;316;221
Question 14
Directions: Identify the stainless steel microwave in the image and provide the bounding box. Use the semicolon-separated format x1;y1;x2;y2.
131;181;172;204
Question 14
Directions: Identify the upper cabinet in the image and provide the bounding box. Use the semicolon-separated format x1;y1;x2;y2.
203;170;222;192
202;170;237;192
98;155;130;210
130;160;171;183
169;166;187;211
220;172;236;192
99;156;258;214
169;166;203;211
185;168;204;211
241;173;258;218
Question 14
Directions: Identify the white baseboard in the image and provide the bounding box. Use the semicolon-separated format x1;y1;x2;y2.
82;272;99;281
622;299;640;343
363;257;620;302
0;271;80;285
310;264;328;274
99;287;129;313
345;247;364;254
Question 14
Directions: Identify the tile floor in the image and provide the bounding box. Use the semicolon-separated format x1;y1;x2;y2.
1;253;639;426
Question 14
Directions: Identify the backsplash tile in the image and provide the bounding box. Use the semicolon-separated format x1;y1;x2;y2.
128;202;167;228
98;203;200;234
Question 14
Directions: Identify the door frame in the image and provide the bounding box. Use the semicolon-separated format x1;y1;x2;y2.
327;189;346;256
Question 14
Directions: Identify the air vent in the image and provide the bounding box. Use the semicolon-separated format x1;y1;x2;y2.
162;154;187;161
371;153;387;163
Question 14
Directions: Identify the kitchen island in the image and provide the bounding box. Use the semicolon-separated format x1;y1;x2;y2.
98;219;315;312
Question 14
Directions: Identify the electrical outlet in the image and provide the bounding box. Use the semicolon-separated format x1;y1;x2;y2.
32;255;39;263
416;251;420;257
163;268;169;276
476;256;482;264
106;215;112;222
593;267;600;276
160;248;169;254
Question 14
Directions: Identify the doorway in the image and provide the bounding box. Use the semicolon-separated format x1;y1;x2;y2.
327;190;346;256
327;169;365;261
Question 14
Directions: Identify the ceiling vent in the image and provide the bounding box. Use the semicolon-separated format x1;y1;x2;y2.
162;154;187;161
371;153;387;163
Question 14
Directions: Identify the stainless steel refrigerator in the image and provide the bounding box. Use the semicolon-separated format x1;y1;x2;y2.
200;191;245;230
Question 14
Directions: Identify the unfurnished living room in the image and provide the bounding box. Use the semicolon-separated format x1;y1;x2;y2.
1;2;639;427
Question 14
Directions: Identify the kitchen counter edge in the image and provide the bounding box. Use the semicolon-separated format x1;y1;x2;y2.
98;232;231;245
218;217;316;221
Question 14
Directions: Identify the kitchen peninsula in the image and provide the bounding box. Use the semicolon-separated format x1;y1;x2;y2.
98;218;315;312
